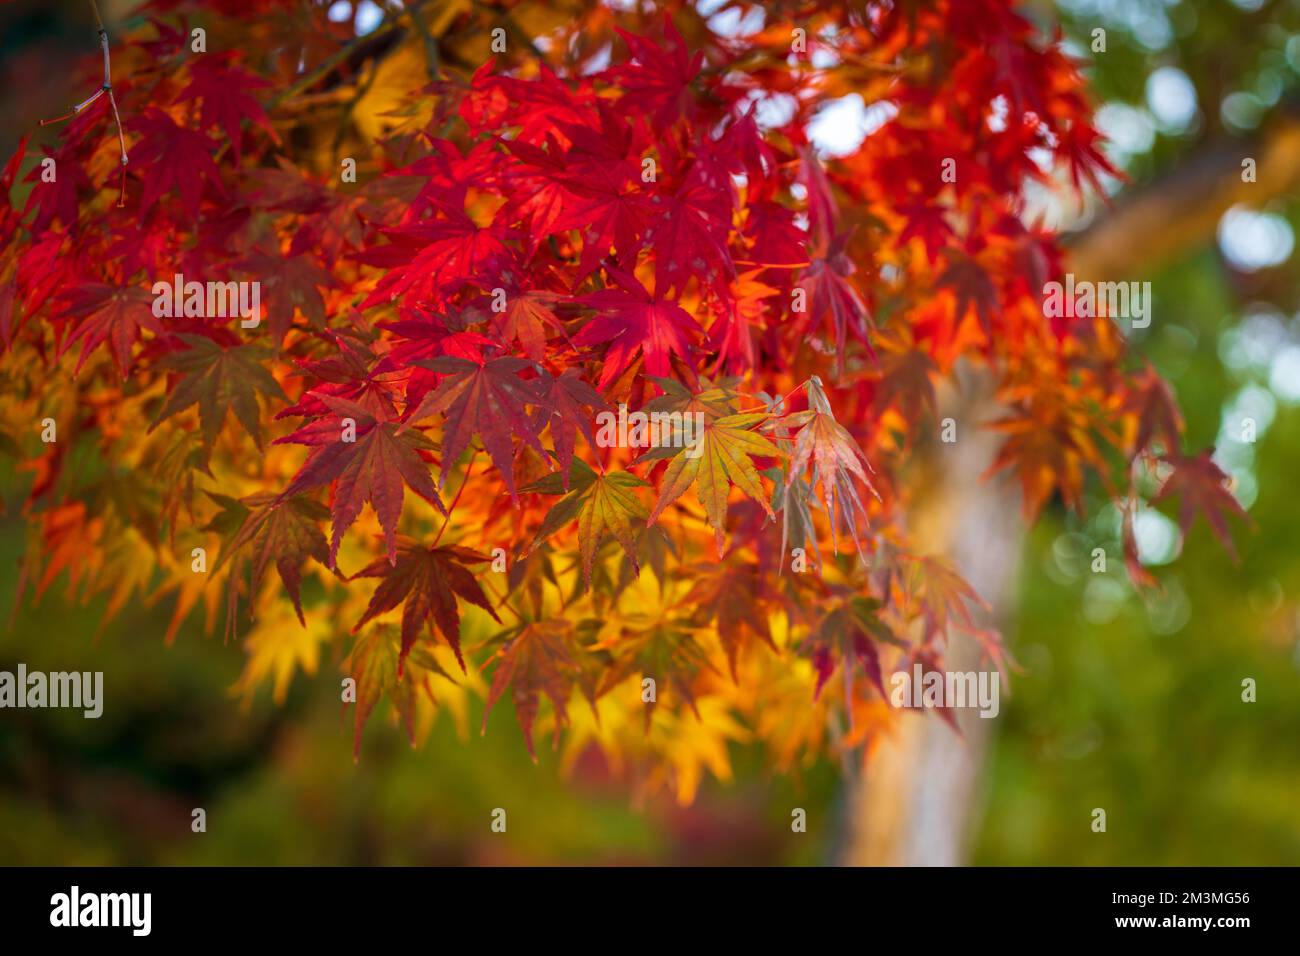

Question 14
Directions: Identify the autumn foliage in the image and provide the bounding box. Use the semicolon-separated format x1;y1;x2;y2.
0;0;1247;803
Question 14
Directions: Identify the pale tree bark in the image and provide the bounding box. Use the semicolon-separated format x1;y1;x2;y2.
837;104;1300;866
838;368;1019;866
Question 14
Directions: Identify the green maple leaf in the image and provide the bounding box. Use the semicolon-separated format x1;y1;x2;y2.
644;411;781;555
524;458;650;590
642;375;739;420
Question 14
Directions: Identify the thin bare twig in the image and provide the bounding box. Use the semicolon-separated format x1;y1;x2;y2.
39;0;128;207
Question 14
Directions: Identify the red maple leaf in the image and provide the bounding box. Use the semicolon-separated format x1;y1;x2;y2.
173;55;278;161
58;282;160;376
644;160;735;296
796;234;873;370
361;208;512;309
404;355;550;501
280;395;447;566
545;106;652;273
1153;451;1251;560
605;20;704;128
128;109;227;217
23;147;90;232
575;267;702;389
936;247;1000;338
531;367;606;486
352;541;500;673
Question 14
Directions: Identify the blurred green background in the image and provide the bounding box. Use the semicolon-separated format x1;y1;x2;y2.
2;0;1299;865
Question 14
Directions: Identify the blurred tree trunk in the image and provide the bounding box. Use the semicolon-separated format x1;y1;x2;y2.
836;100;1300;865
837;366;1020;866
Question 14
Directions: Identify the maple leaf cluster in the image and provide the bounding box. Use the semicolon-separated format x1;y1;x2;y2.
0;0;1246;801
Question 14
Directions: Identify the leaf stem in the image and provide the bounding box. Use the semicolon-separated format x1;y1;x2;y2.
431;450;479;547
735;378;811;415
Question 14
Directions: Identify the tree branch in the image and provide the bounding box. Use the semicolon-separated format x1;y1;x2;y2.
1066;107;1300;280
39;0;127;206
